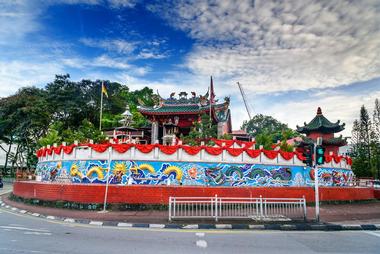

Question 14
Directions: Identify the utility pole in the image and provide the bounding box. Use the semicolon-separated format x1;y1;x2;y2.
314;137;322;222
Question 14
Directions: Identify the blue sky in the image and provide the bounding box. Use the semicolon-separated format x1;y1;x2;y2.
1;0;379;136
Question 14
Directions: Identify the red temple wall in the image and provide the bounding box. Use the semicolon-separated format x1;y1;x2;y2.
308;132;334;140
13;181;376;204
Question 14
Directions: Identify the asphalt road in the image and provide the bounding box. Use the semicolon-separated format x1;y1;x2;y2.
0;206;380;254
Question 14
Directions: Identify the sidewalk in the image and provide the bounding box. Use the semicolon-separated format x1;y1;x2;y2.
2;191;380;226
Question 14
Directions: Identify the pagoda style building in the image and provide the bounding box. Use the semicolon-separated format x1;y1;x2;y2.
137;77;231;144
296;107;346;154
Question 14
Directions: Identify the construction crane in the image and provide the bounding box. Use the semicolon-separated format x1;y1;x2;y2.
237;82;253;120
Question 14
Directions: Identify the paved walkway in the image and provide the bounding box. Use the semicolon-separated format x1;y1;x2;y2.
2;191;380;225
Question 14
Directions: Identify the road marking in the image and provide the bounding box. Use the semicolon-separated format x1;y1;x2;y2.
363;231;380;238
89;221;103;226
117;223;133;227
0;247;48;254
149;224;165;228
24;232;52;236
215;224;232;229
183;224;198;229
196;240;208;248
195;232;205;237
0;226;50;232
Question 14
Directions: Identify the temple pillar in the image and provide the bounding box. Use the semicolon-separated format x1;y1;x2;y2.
217;122;224;137
151;121;159;144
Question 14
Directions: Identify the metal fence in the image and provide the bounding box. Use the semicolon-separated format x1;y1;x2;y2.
168;195;307;222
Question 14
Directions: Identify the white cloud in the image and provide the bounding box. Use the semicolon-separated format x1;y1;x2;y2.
150;0;380;94
0;60;64;96
107;0;137;8
80;38;136;54
0;1;41;45
48;0;137;8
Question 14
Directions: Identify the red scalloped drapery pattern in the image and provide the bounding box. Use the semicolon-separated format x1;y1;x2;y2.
245;149;261;158
203;146;224;156
325;155;332;163
333;155;342;163
112;144;133;153
157;145;179;155
212;138;255;149
279;151;294;161
35;143;353;168
295;152;306;161
135;144;155;153
181;146;202;155
89;144;109;153
226;148;245;157
53;146;62;155
62;144;77;155
262;150;278;160
236;140;255;149
213;139;234;148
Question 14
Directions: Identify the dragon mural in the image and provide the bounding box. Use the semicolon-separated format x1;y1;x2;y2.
36;160;354;187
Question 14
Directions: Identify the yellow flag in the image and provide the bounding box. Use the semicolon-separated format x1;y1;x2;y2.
102;83;108;98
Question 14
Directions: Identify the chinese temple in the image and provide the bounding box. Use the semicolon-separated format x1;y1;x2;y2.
296;107;346;154
137;77;232;144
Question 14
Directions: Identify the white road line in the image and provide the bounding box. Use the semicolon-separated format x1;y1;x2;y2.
0;226;50;232
196;240;208;248
24;232;52;236
195;232;205;237
364;231;380;238
0;247;48;254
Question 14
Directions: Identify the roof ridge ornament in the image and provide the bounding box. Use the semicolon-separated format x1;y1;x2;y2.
317;107;322;115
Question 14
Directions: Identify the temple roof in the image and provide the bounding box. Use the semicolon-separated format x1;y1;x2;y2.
296;107;345;134
137;89;230;123
299;135;347;147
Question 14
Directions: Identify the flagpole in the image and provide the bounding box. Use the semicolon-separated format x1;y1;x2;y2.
209;85;212;127
99;82;103;131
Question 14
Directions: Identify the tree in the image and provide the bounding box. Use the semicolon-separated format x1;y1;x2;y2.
0;87;50;174
372;99;380;178
241;114;297;151
351;104;378;177
182;114;217;146
242;114;298;140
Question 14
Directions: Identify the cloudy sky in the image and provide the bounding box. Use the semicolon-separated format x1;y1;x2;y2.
1;0;379;136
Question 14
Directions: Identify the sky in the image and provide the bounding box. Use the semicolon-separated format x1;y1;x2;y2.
0;0;379;136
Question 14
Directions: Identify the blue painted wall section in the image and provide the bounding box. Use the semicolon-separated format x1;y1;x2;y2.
36;160;354;187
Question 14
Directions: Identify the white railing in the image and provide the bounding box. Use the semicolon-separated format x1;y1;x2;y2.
168;195;307;222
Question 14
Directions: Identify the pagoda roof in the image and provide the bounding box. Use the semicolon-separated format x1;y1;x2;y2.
296;107;345;134
298;135;347;147
138;102;226;115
